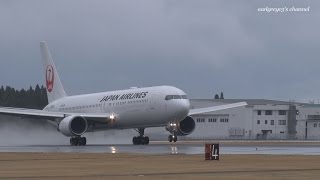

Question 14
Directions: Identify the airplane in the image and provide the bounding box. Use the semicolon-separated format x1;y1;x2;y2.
0;42;247;146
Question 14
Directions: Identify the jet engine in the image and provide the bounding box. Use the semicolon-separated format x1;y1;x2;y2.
58;115;88;136
166;116;196;136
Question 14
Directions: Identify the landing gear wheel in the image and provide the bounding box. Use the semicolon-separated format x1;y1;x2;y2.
70;137;86;146
70;138;74;145
132;137;138;145
73;138;79;146
132;128;150;145
132;136;150;145
168;135;178;143
141;137;146;145
80;137;87;146
173;136;178;142
144;136;149;145
141;136;149;145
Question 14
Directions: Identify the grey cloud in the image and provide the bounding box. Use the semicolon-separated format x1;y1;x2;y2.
0;0;319;101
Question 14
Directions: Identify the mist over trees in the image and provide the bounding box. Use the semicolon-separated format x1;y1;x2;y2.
0;85;48;109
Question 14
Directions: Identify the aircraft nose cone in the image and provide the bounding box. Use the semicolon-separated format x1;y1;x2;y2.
177;100;190;118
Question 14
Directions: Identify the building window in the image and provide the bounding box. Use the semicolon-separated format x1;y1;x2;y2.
314;123;317;128
220;118;229;123
265;120;268;124
197;118;205;123
278;110;287;115
208;118;217;123
265;110;272;115
257;110;261;115
271;120;274;125
257;120;260;124
278;120;286;125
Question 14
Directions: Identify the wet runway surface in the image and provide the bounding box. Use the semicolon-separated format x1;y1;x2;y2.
1;143;320;155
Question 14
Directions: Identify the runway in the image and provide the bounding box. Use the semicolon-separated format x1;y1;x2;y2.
1;142;320;155
2;142;320;179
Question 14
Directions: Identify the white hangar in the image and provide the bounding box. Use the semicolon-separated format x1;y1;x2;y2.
181;99;320;140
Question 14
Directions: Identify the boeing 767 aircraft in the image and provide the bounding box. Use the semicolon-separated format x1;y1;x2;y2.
0;42;247;146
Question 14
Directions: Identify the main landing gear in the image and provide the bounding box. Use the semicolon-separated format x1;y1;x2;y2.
70;136;87;146
133;128;149;145
168;134;178;143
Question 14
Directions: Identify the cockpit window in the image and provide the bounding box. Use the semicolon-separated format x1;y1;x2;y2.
165;95;187;100
165;95;174;100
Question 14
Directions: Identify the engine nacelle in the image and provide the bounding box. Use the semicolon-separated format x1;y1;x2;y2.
58;116;88;136
166;116;196;136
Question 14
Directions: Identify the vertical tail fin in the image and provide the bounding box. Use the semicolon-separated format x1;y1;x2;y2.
40;41;67;103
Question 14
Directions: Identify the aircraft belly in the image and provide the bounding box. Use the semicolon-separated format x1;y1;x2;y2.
88;101;171;130
115;113;164;128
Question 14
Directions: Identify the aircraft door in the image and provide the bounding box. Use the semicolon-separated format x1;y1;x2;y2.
150;93;158;111
149;93;166;113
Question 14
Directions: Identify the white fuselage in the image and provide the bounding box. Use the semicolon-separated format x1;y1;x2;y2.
44;85;190;130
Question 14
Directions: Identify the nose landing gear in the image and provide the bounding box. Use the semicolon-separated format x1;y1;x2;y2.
166;122;179;143
133;128;150;145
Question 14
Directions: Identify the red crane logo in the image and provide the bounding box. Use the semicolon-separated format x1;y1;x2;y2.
46;65;54;92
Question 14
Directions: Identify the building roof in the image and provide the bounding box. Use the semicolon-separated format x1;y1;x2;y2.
190;99;306;106
300;104;320;108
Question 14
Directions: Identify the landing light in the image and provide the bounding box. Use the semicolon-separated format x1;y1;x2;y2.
170;123;177;127
110;114;115;120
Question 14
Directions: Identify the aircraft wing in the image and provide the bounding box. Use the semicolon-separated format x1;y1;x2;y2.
0;107;112;122
188;102;247;116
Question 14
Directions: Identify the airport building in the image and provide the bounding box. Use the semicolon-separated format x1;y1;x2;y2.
184;99;320;140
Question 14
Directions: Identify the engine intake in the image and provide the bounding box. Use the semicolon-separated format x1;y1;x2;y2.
58;116;88;136
166;116;196;136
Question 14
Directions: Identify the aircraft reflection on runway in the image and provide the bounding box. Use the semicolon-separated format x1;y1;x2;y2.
1;144;320;155
0;144;200;154
170;146;178;154
110;146;117;154
105;145;196;154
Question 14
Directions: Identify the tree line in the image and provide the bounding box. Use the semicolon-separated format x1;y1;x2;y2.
0;85;48;109
214;92;224;99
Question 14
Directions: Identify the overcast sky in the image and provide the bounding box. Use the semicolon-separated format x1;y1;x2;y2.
0;0;319;102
